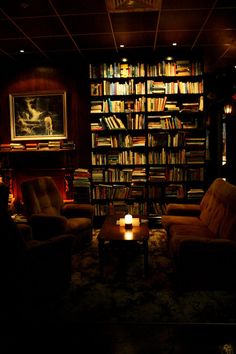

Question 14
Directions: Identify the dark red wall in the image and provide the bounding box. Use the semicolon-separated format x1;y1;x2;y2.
0;61;91;168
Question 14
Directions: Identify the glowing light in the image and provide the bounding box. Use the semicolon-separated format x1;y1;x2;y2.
125;213;133;229
124;230;133;240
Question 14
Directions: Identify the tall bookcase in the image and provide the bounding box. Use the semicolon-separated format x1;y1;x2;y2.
89;59;206;220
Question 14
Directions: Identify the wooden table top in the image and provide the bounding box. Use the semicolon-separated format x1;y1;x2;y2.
97;215;149;242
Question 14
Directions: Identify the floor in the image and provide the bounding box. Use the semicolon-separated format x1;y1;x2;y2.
1;323;236;353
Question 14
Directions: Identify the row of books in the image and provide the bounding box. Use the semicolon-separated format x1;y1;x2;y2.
91;166;205;183
89;62;145;79
148;166;205;181
92;183;204;202
92;183;146;200
91;167;204;183
91;78;203;96
146;61;203;77
147;79;203;95
90;98;203;115
97;80;146;96
91;133;146;148
0;141;75;151
89;61;203;79
91;167;146;183
93;201;148;217
91;151;147;165
91;97;146;113
91;114;201;132
91;132;206;149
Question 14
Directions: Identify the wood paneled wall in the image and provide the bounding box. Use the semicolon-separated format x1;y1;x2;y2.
0;61;91;167
0;60;91;204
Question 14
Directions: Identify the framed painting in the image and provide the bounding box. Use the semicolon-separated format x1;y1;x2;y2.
9;91;68;141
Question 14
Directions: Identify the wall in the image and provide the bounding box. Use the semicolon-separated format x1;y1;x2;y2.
0;60;91;203
0;61;91;167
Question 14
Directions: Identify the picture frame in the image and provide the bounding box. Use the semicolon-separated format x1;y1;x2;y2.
9;91;68;141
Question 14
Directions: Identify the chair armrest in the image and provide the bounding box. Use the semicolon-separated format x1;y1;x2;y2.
166;203;201;216
29;214;68;240
25;234;74;295
16;223;32;241
179;238;236;255
62;203;94;219
176;238;236;289
27;234;74;253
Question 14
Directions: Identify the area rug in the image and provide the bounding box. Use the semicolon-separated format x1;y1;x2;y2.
10;228;236;332
51;228;236;327
5;230;236;354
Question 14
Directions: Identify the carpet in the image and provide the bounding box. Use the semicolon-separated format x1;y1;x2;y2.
4;228;236;352
53;228;236;327
8;228;236;332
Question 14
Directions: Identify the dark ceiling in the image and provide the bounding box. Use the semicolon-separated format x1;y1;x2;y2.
0;0;235;73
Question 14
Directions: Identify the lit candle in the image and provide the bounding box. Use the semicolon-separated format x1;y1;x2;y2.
125;213;133;229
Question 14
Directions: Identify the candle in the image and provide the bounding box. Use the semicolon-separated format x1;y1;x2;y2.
125;213;133;229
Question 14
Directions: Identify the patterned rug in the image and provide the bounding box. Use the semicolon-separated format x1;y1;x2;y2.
7;228;236;336
50;228;236;327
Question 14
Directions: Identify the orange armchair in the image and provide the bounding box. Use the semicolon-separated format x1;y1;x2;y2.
21;176;94;253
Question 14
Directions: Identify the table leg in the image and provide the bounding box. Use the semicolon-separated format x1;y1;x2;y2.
98;237;105;278
143;237;149;276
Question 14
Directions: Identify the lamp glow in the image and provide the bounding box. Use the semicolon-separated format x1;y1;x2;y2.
224;104;232;115
125;213;133;229
124;230;133;240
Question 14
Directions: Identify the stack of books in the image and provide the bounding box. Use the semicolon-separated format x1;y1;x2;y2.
73;168;91;203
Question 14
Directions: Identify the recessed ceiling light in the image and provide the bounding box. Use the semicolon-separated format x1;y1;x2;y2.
172;42;177;46
20;49;25;53
166;56;173;61
121;57;128;62
20;2;30;9
120;44;125;48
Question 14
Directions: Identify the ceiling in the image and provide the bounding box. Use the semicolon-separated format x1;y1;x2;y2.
0;0;235;73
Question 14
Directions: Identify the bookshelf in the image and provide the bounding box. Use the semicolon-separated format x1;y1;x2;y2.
89;59;206;220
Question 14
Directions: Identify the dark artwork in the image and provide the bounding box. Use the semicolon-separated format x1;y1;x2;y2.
12;94;66;138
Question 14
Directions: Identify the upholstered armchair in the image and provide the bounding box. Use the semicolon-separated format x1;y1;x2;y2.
0;182;74;303
21;176;94;253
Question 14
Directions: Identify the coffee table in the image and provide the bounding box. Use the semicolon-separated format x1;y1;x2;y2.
97;215;149;277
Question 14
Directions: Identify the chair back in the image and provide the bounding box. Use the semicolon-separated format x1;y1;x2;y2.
0;182;9;213
21;176;64;217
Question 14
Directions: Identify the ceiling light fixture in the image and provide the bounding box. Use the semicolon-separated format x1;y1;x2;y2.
20;49;25;53
120;44;125;48
172;42;177;46
106;0;162;12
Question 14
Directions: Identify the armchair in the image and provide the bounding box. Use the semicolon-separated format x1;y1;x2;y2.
21;176;94;253
162;178;236;289
0;182;74;305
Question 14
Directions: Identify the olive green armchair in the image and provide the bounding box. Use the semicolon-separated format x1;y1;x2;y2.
21;176;94;253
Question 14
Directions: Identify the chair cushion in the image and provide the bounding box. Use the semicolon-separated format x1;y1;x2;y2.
168;224;216;258
166;203;201;216
66;217;92;234
161;215;202;230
